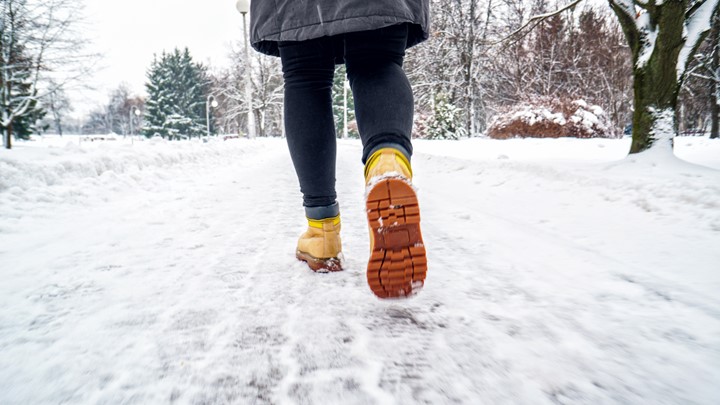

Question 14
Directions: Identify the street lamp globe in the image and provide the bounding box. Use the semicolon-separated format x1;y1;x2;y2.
211;99;219;108
128;106;141;138
236;0;249;14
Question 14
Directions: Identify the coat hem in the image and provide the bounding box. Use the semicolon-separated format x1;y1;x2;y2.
251;15;429;57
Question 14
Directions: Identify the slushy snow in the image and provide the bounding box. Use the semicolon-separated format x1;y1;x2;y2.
1;135;719;404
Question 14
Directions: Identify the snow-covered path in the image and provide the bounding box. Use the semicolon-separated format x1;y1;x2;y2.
1;138;719;404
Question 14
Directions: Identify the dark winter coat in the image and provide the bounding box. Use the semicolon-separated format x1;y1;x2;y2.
249;0;430;57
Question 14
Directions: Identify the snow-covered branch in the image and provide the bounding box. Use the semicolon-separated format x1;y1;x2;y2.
1;0;97;147
677;0;720;81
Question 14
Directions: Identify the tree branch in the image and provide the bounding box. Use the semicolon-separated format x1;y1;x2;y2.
608;0;642;54
487;0;584;46
608;0;638;22
687;0;709;19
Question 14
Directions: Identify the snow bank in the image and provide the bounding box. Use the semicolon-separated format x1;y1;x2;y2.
675;136;720;170
413;137;632;163
0;136;271;210
1;136;256;191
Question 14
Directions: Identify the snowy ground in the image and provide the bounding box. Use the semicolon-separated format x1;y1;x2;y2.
1;135;719;404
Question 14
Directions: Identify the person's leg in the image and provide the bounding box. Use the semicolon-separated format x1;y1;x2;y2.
279;38;338;216
344;24;414;164
279;38;342;272
344;24;427;298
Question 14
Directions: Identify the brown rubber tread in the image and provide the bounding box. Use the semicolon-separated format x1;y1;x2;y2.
366;177;427;298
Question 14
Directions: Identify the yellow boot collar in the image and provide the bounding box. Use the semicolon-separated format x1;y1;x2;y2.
307;215;341;229
364;148;412;183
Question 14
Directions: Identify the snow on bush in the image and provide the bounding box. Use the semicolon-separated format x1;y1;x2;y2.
487;98;616;139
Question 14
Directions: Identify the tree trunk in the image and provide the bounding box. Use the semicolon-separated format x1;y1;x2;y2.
611;0;720;150
461;0;476;138
55;115;64;136
6;123;12;149
627;3;686;153
711;14;719;139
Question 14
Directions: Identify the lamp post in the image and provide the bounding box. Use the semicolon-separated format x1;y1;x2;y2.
206;95;219;137
129;106;141;137
236;0;256;139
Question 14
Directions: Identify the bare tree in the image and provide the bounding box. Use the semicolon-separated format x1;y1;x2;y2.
213;47;251;136
251;52;284;137
215;43;283;137
107;83;144;135
405;0;500;136
480;1;632;132
43;79;72;135
1;0;96;148
207;69;238;135
79;84;144;136
83;105;112;135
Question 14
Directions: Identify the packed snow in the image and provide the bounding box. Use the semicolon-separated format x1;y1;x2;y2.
1;135;719;404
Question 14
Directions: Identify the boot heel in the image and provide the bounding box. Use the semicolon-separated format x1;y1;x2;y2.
296;215;343;272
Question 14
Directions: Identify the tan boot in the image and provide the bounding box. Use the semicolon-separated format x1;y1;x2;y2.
364;148;427;298
296;215;343;272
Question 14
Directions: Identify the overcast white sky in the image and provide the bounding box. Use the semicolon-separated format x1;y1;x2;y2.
71;0;246;117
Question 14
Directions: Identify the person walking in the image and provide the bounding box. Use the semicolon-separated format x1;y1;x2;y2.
249;1;430;299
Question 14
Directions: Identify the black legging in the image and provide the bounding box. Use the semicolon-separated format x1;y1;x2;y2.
279;23;414;210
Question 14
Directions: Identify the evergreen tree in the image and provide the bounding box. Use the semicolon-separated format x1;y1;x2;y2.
428;95;466;140
143;48;209;139
13;98;47;138
143;55;166;137
331;65;357;138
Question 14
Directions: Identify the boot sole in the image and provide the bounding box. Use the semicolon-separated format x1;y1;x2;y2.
366;177;427;298
296;251;343;273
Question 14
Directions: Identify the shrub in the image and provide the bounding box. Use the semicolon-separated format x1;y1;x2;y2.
425;96;467;140
487;98;616;139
